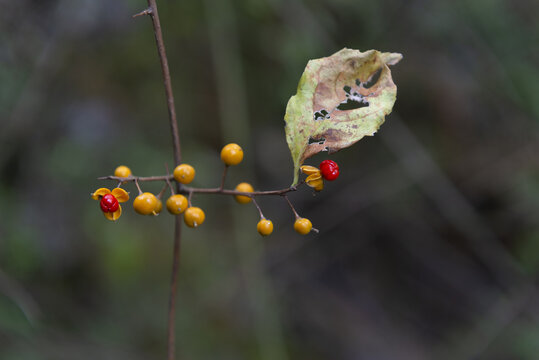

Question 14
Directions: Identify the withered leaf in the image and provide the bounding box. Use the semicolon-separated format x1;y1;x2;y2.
284;48;402;185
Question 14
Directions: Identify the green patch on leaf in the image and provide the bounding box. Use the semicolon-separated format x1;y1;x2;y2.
284;48;402;185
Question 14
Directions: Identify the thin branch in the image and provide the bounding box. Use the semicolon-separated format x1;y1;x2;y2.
157;183;168;199
98;174;173;182
168;216;182;360
251;197;264;219
143;0;182;165
132;7;152;18
99;175;301;197
134;179;143;194
283;194;300;219
136;1;182;359
188;190;193;206
182;185;299;197
166;177;175;195
219;165;228;190
165;163;176;195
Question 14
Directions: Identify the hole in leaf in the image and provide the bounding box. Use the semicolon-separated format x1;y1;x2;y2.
363;68;382;89
337;98;369;111
308;136;326;145
314;109;329;121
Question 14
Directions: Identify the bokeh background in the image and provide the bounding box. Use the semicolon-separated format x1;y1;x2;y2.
1;0;539;359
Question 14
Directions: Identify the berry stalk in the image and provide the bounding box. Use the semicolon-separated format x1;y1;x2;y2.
133;1;182;359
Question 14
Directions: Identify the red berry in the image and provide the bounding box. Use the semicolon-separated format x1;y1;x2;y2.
100;194;119;213
319;160;339;181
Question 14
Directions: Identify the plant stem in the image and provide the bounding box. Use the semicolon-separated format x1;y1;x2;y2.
252;198;264;219
100;174;301;197
99;175;173;182
138;1;182;359
134;179;143;194
184;186;298;196
168;216;182;360
145;0;182;165
283;195;300;219
219;165;228;190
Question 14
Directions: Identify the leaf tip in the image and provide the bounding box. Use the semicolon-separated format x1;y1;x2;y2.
381;52;403;66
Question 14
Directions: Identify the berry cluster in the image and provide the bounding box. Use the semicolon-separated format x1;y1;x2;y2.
94;143;341;235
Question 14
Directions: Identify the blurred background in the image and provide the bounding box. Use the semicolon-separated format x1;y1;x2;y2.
1;0;539;359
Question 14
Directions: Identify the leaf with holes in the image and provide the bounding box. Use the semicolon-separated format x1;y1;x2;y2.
284;48;402;185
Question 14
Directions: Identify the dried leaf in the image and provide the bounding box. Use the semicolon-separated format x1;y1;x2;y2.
284;48;402;185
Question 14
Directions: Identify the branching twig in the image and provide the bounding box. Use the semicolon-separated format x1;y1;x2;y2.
284;194;319;233
142;0;181;165
166;177;175;195
99;175;301;197
219;165;228;190
283;194;300;219
99;174;172;182
157;182;168;199
252;198;264;219
134;178;143;194
135;1;182;359
183;185;299;197
132;7;152;18
127;1;308;358
188;190;193;207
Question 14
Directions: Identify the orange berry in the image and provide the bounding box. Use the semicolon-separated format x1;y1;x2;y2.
114;165;132;178
257;219;273;236
234;182;254;204
173;164;195;184
133;192;158;215
184;207;205;228
294;218;312;235
220;143;243;166
166;194;188;215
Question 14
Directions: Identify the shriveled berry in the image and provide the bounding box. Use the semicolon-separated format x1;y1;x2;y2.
133;192;158;215
173;164;196;184
220;143;243;166
319;160;339;181
305;173;324;191
294;218;312;235
166;194;188;215
114;165;132;178
100;194;119;213
257;219;273;236
184;207;205;228
234;182;254;204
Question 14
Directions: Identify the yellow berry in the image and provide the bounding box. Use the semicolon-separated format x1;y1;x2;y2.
220;143;243;166
294;218;312;235
184;207;205;228
114;165;132;178
173;164;195;184
234;182;254;204
257;219;273;236
133;192;158;215
166;194;188;214
154;199;163;215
